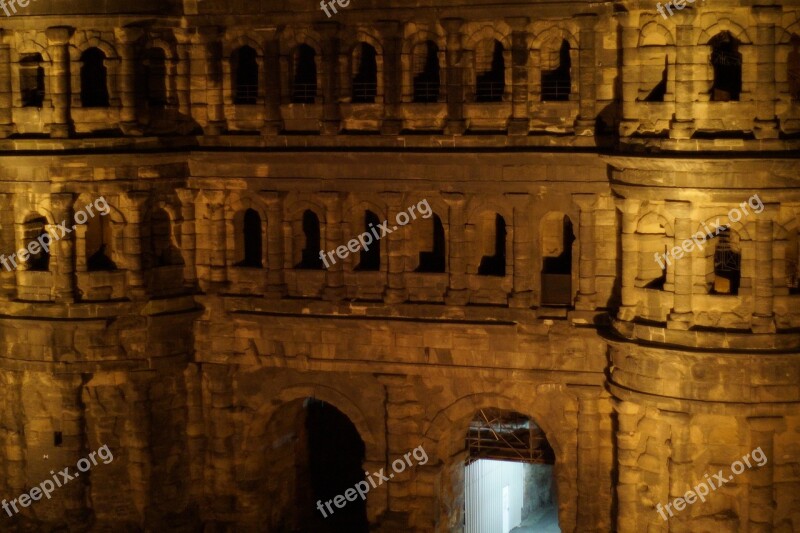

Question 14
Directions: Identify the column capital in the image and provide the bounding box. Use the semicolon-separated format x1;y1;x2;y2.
313;21;341;38
114;26;145;45
176;188;197;205
441;192;465;206
752;5;782;25
747;415;787;433
124;191;151;208
254;26;280;40
46;27;74;46
258;190;287;206
504;17;529;31
379;191;405;206
504;192;530;208
191;26;223;44
441;18;464;35
664;199;692;219
573;12;599;31
49;192;74;214
573;193;598;211
672;9;697;27
376;20;402;36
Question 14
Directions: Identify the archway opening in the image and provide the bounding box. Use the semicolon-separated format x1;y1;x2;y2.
464;409;559;533
265;398;369;532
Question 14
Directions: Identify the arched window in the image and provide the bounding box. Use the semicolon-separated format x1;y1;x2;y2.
352;43;377;103
356;211;380;271
80;48;109;108
86;214;116;271
416;213;446;273
789;35;800;101
478;213;506;277
149;208;183;268
711;227;740;295
24;215;49;271
235;209;262;268
20;53;45;108
541;40;571;101
232;46;259;104
296;209;323;269
145;48;167;107
709;32;742;102
413;41;440;103
476;40;505;102
292;45;317;104
541;215;574;305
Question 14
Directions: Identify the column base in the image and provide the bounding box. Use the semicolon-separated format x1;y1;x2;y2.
49;123;71;139
618;118;640;137
753;119;780;140
617;305;637;322
573;117;595;136
669;119;696;140
507;118;530;136
751;314;776;333
574;292;597;311
322;286;345;301
264;284;287;299
320;120;341;136
261;120;283;136
444;288;469;306
120;122;144;136
0;124;14;139
444;119;466;136
508;290;534;308
380;119;403;135
383;287;407;304
667;311;694;330
204;121;226;136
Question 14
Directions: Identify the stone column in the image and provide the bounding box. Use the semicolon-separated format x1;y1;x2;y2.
507;17;530;135
443;193;468;305
442;18;466;135
122;192;149;299
316;22;341;135
261;28;283;135
206;192;228;285
617;198;640;322
753;6;781;139
616;12;641;137
574;14;598;136
747;416;784;533
320;192;345;301
380;21;403;135
261;191;286;297
174;29;193;127
666;202;693;329
176;188;198;289
49;193;76;303
196;27;225;135
506;193;533;308
0;31;13;137
114;27;144;135
381;192;407;303
614;399;644;533
46;26;74;139
664;411;692;532
573;386;602;532
669;11;697;139
574;194;597;310
752;213;775;332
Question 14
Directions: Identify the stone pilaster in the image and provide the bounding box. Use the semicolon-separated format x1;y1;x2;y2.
261;191;287;297
443;193;467;305
747;416;785;532
260;28;283;135
507;17;530;135
206;191;228;285
753;6;781;139
114;27;144;135
669;10;697;139
666;202;693;329
574;14;598;136
617;11;641;137
176;188;198;289
49;193;75;303
380;21;403;135
174;29;193;126
46;26;74;138
617;198;641;322
573;386;602;532
122;192;149;299
320;192;345;300
382;192;407;303
316;22;341;135
0;31;13;138
195;27;225;135
442;18;466;135
574;193;597;311
665;412;691;532
752;212;776;332
506;193;533;307
614;399;644;533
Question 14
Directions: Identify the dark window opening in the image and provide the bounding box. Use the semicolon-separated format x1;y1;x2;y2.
296;210;323;269
24;216;50;271
352;43;377;103
542;40;571;101
149;208;183;268
416;214;446;273
712;227;740;295
86;214;116;272
54;432;63;447
476;40;505;102
789;35;800;101
356;211;380;271
233;46;259;105
644;56;668;102
292;45;317;104
235;209;262;268
413;41;440;103
478;214;506;277
644;245;668;290
20;53;45;108
80;47;109;108
541;215;574;306
145;48;167;108
709;32;742;102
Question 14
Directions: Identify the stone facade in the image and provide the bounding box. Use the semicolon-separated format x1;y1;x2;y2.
0;0;798;531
